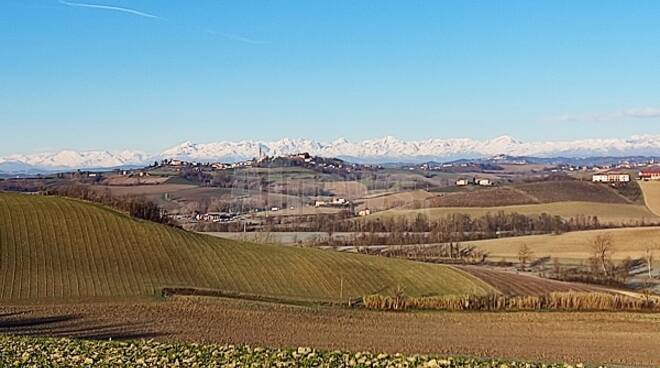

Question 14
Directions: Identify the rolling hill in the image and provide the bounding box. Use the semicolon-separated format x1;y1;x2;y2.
425;181;633;208
368;201;658;225
639;180;660;216
0;193;493;301
464;226;660;263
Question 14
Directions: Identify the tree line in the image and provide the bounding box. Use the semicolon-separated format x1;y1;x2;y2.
44;184;177;227
197;211;624;245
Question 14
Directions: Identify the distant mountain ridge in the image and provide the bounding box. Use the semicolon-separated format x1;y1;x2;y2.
4;135;660;172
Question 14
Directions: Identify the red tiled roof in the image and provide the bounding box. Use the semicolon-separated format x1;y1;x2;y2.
640;166;660;174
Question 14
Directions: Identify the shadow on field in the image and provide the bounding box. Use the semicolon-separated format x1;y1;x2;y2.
0;312;164;340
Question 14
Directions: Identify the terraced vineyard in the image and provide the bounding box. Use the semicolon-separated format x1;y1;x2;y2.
0;193;493;301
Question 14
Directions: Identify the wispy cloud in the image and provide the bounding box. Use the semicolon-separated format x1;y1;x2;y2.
59;0;161;19
550;107;660;122
206;30;269;45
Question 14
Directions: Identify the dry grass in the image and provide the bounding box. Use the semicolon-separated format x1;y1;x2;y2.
369;201;658;225
363;292;660;312
464;226;660;262
639;180;660;216
0;193;494;301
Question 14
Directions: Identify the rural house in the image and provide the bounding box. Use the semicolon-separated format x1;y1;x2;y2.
477;178;493;186
639;167;660;181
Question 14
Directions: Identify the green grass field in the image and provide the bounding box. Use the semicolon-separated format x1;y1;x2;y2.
464;226;660;263
0;193;493;301
367;201;658;225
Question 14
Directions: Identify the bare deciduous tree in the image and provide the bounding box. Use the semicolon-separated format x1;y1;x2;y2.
517;243;534;271
590;234;615;277
645;247;655;279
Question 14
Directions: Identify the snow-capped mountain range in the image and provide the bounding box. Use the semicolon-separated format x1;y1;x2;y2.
4;135;660;173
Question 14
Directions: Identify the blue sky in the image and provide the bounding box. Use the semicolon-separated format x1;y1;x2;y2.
2;0;660;155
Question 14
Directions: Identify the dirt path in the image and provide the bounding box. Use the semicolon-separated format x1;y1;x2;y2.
1;297;659;366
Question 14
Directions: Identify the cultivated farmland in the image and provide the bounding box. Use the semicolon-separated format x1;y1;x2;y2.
368;201;658;225
425;180;631;208
1;297;658;366
0;192;493;301
464;226;660;263
458;266;607;295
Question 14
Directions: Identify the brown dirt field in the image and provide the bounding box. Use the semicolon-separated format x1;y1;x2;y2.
358;190;436;210
0;298;658;366
458;266;608;296
89;183;198;196
102;176;171;186
324;181;368;199
514;181;629;204
425;181;630;208
427;187;538;207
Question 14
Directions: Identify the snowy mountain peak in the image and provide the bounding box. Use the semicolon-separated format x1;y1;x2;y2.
154;135;660;163
490;135;522;145
5;135;660;173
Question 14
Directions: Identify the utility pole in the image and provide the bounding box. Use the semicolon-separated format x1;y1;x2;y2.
339;276;343;301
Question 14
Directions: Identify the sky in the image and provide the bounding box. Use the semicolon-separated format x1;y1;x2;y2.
2;0;660;155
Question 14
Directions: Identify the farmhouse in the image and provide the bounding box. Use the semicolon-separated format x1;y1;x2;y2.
455;178;493;187
315;198;350;207
168;159;185;166
358;209;372;216
639;167;660;181
477;178;493;186
455;179;469;186
592;173;630;183
195;212;234;223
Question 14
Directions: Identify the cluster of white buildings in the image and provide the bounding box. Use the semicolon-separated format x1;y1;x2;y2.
455;178;493;187
591;173;631;183
315;197;350;207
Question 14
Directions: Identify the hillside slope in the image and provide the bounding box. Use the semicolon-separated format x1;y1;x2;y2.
426;181;631;208
370;201;657;225
464;226;660;263
0;193;493;301
639;180;660;216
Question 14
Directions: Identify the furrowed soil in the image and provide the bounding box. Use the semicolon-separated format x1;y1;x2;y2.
458;266;608;296
0;297;658;366
0;192;492;301
426;181;631;208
